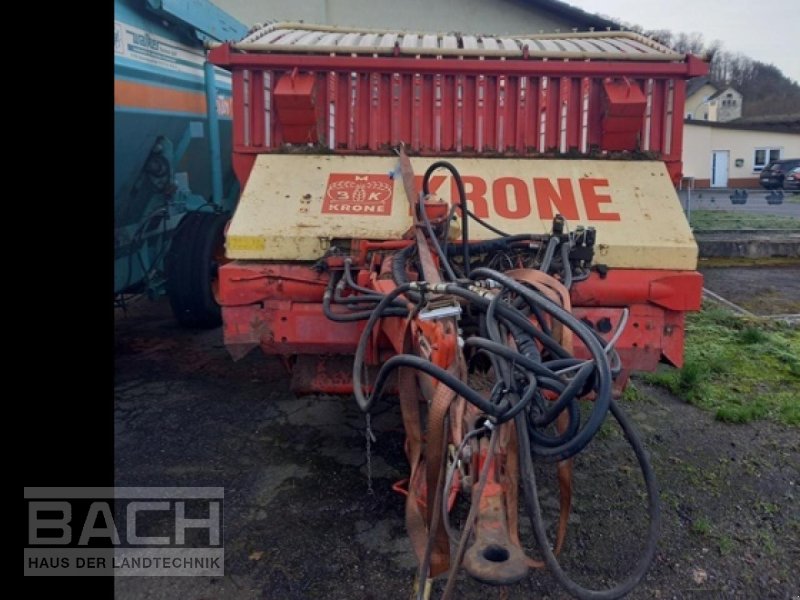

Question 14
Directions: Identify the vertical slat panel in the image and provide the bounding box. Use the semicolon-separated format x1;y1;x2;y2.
441;75;454;151
379;74;391;149
360;73;371;148
486;76;498;151
545;76;560;151
236;59;684;158
588;78;604;149
264;72;273;149
433;73;443;152
347;71;358;150
401;74;412;146
558;76;570;153
475;74;486;152
242;69;251;147
390;73;402;146
579;76;590;153
327;71;337;149
496;75;506;152
528;77;540;153
663;78;675;157
566;77;581;151
369;71;380;151
538;74;549;152
412;73;422;151
250;71;265;148
670;78;686;163
421;75;433;150
515;76;527;152
649;79;665;154
336;72;348;149
455;74;465;152
642;78;654;152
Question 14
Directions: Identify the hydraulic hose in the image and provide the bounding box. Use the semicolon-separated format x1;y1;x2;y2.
470;268;612;455
422;161;470;275
515;400;661;600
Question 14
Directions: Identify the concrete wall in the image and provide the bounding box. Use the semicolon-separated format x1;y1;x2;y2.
682;123;800;188
216;0;576;34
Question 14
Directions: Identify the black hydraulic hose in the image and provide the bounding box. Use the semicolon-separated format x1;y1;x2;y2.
391;245;423;304
352;282;415;412
389;257;571;361
444;234;548;257
343;258;380;296
334;279;407;310
509;322;544;362
422;161;470;275
463;338;560;382
511;296;552;338
469;268;612;461
515;400;661;600
418;191;458;281
324;274;408;322
560;241;573;289
532;361;595;428
463;337;581;439
443;285;571;360
478;313;506;384
370;354;508;417
466;208;511;237
486;291;513;387
540;236;560;273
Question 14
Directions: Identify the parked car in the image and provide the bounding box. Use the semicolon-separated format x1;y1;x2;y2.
759;158;800;190
784;166;800;192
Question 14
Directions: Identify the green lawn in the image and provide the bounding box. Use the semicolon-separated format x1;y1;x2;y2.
643;304;799;426
689;210;800;231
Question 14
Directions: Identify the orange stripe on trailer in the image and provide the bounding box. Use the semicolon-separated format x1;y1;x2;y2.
114;80;206;115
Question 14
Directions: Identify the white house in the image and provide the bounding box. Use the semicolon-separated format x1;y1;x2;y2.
685;77;742;123
682;115;800;188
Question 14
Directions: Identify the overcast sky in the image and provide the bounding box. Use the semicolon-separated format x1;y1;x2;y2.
567;0;799;83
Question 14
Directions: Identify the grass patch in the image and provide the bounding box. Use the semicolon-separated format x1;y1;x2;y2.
644;304;800;426
621;382;644;402
691;516;712;536
688;209;800;231
717;535;734;556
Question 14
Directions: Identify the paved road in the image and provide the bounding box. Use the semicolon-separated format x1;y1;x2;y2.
114;295;799;599
677;189;800;219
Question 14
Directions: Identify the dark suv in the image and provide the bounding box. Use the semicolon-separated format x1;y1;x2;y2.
759;158;800;190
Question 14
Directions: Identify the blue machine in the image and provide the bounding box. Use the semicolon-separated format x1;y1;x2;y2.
114;0;247;326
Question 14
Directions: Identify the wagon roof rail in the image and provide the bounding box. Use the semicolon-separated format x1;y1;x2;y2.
226;22;685;62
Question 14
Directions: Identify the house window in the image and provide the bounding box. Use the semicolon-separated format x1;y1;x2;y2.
754;148;781;171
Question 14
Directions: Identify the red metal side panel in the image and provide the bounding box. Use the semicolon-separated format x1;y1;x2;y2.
210;46;703;187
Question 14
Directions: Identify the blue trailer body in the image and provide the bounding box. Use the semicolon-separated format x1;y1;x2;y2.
114;0;247;297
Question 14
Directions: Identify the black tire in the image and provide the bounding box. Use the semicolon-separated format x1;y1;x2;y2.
166;211;230;328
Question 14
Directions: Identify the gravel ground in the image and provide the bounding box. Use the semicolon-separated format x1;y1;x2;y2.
699;264;800;315
115;293;799;600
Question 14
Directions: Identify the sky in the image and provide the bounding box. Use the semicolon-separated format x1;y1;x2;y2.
566;0;799;83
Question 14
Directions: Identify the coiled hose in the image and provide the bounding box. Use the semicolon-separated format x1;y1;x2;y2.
328;162;658;599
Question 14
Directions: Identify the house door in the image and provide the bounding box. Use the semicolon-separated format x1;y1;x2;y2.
711;151;729;188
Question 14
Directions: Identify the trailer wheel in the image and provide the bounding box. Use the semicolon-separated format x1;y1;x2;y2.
166;211;230;328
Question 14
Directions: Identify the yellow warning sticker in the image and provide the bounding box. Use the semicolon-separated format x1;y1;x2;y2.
226;235;266;252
